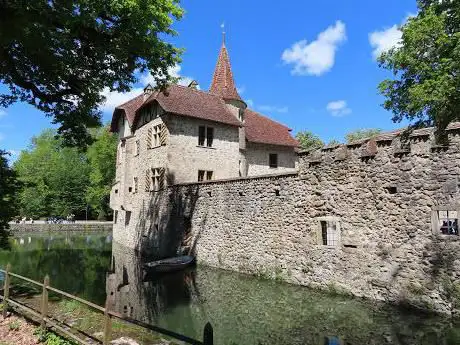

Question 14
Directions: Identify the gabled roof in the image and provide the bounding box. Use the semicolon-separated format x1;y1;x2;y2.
209;43;242;101
110;94;144;132
244;109;299;147
143;84;241;127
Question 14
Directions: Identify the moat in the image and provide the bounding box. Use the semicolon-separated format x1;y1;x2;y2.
1;231;460;345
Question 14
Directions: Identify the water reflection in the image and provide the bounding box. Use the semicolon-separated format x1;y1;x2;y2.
0;231;112;304
108;242;460;345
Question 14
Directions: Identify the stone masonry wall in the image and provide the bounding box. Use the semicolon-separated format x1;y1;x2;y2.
113;127;460;314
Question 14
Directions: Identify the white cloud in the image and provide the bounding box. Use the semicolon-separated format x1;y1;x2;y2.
369;25;402;59
245;99;254;107
326;100;351;117
0;110;6;118
281;21;346;76
236;86;245;95
369;14;416;60
100;65;195;112
258;105;289;114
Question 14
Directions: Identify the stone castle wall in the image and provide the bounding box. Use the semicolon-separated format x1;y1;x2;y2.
113;126;460;314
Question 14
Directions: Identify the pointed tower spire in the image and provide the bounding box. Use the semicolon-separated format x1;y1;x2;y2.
209;33;242;102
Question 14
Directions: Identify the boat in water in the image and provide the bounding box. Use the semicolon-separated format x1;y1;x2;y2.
143;255;196;274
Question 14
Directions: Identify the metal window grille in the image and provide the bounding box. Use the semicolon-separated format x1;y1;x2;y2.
438;210;459;235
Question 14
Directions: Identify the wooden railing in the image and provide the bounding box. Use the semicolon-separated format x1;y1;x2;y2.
0;264;213;345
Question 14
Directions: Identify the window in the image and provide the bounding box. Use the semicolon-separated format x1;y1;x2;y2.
269;153;278;168
114;211;118;224
433;208;459;236
198;170;205;182
135;140;140;156
125;211;131;226
133;177;138;193
317;218;340;246
198;170;213;182
148;125;163;149
198;126;214;147
150;167;164;191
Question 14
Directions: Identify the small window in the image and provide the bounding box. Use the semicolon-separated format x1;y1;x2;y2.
153;125;161;147
114;211;118;224
150;168;164;191
115;189;118;194
269;154;278;168
434;209;459;236
206;171;213;181
125;211;131;226
128;186;132;193
198;126;206;146
206;127;214;147
133;177;138;193
318;219;340;246
198;170;205;182
198;126;214;147
135;140;140;156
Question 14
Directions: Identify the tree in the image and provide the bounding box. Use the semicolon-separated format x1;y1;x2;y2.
327;139;341;146
0;150;18;248
14;130;90;218
378;0;460;139
86;127;117;220
295;131;324;150
345;129;382;143
0;1;183;147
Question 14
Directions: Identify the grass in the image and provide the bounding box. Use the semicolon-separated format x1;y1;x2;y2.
50;299;179;344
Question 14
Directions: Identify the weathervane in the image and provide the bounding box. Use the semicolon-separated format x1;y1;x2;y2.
221;22;225;44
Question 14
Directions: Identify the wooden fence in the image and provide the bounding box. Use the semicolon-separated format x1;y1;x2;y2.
0;264;213;345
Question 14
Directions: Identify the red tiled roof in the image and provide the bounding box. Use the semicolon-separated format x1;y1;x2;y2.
110;94;144;132
209;43;242;101
143;84;241;127
244;109;299;147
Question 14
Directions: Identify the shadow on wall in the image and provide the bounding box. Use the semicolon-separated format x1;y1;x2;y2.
133;170;203;259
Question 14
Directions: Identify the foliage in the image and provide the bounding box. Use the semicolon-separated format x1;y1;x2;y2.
8;320;20;331
295;131;324;150
35;328;77;345
86;127;117;219
378;0;460;140
14;129;90;218
0;150;18;248
345;129;382;143
327;139;341;146
0;0;183;147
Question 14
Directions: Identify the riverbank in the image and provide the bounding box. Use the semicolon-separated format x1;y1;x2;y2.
8;222;113;233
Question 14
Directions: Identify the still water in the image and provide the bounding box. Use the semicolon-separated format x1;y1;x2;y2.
1;231;460;345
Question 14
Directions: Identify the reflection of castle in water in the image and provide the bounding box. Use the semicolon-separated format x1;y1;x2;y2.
106;242;460;345
106;242;198;323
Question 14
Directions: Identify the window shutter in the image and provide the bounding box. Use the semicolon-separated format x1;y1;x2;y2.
145;169;151;192
160;124;167;146
159;167;165;189
147;128;153;149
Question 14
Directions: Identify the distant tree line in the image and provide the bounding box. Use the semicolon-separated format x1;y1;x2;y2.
13;126;117;220
295;129;382;151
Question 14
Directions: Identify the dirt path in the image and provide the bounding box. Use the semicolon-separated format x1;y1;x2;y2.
0;314;38;345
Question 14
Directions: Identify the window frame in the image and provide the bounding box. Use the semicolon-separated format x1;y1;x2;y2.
134;139;140;156
198;126;214;148
316;217;341;248
431;205;460;239
269;153;278;168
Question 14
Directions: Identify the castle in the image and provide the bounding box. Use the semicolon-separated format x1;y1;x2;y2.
110;40;460;315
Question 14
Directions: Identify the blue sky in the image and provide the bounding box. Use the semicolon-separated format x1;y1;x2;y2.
0;0;418;160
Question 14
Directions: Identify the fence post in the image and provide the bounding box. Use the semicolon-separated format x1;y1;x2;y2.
203;322;213;345
103;297;112;345
40;275;49;328
2;263;11;318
